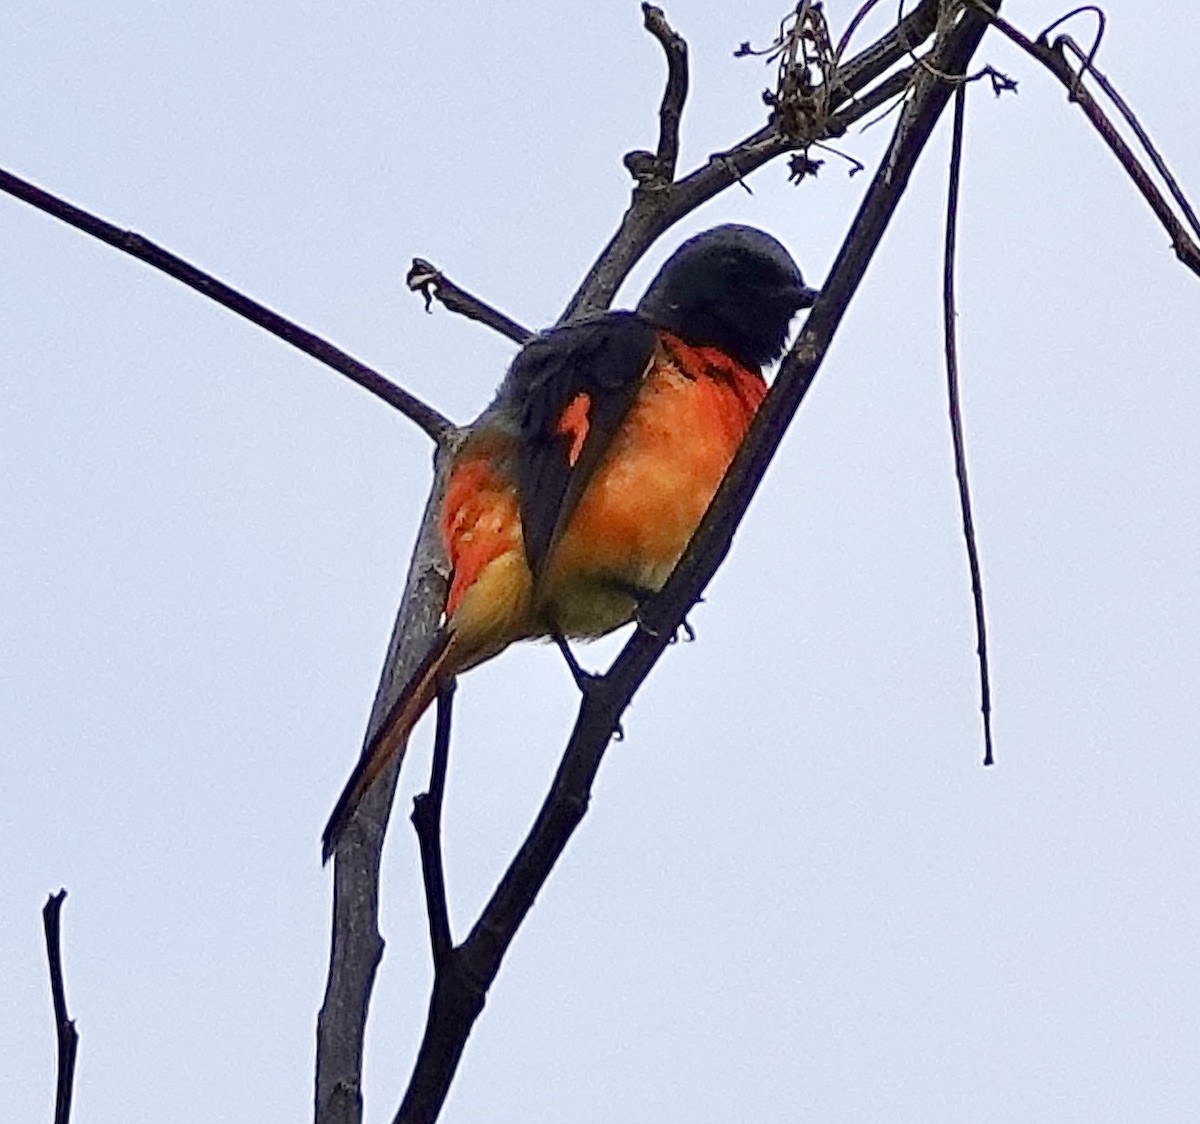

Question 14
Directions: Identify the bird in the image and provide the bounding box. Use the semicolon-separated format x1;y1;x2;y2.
322;224;818;861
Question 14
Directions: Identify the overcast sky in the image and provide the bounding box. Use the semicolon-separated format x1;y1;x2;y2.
3;2;1199;1121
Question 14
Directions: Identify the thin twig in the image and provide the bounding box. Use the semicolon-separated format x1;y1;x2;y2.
942;84;995;768
973;7;1200;279
406;260;533;346
560;0;946;322
834;0;889;66
832;60;922;133
412;683;456;967
1056;37;1200;243
1038;5;1105;66
0;167;457;446
391;7;999;1121
42;890;79;1124
644;3;689;180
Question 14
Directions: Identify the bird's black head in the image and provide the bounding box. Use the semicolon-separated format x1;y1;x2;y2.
636;224;819;371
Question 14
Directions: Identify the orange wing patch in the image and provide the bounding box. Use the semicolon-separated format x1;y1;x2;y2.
554;391;592;468
440;454;523;619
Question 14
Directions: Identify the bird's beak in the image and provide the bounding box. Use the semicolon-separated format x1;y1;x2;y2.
795;284;820;309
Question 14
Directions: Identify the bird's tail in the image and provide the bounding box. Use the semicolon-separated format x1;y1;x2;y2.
321;627;459;863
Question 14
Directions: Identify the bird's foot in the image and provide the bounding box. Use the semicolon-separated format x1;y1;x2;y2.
670;615;697;644
554;633;601;693
641;593;703;643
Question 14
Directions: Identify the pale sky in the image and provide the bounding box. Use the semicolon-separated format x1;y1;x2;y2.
3;2;1199;1122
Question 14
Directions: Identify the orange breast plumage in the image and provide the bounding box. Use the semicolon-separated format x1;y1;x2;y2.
539;333;765;635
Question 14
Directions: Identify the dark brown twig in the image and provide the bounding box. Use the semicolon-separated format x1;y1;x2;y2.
1038;5;1105;66
42;890;78;1124
834;0;889;65
391;7;999;1121
623;5;689;189
942;84;995;768
1056;37;1200;243
406;260;534;346
412;683;456;967
645;3;689;181
974;7;1200;279
0;167;457;447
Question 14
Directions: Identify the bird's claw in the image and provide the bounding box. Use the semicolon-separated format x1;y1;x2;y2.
669;616;697;644
635;608;661;638
554;633;600;693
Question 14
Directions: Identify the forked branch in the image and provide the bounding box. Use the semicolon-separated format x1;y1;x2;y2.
315;4;995;1123
412;684;457;968
560;0;947;322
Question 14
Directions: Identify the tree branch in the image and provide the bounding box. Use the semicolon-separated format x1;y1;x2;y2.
401;1;942;348
974;6;1200;278
391;6;1000;1120
621;5;688;206
0;167;457;446
406;260;534;346
645;3;689;181
1054;36;1200;244
310;4;974;1121
315;451;456;1124
560;0;945;322
942;84;995;768
42;890;79;1124
412;684;457;968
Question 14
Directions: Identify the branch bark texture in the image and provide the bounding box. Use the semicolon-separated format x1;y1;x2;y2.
315;453;456;1124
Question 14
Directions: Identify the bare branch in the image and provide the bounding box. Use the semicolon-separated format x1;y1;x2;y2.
0;167;457;446
942;85;995;768
974;7;1200;278
315;454;456;1124
310;6;973;1121
42;890;78;1124
560;0;946;322
390;7;1000;1120
406;259;534;346
412;684;456;968
1055;37;1200;243
834;0;890;65
644;3;689;181
1038;5;1106;62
